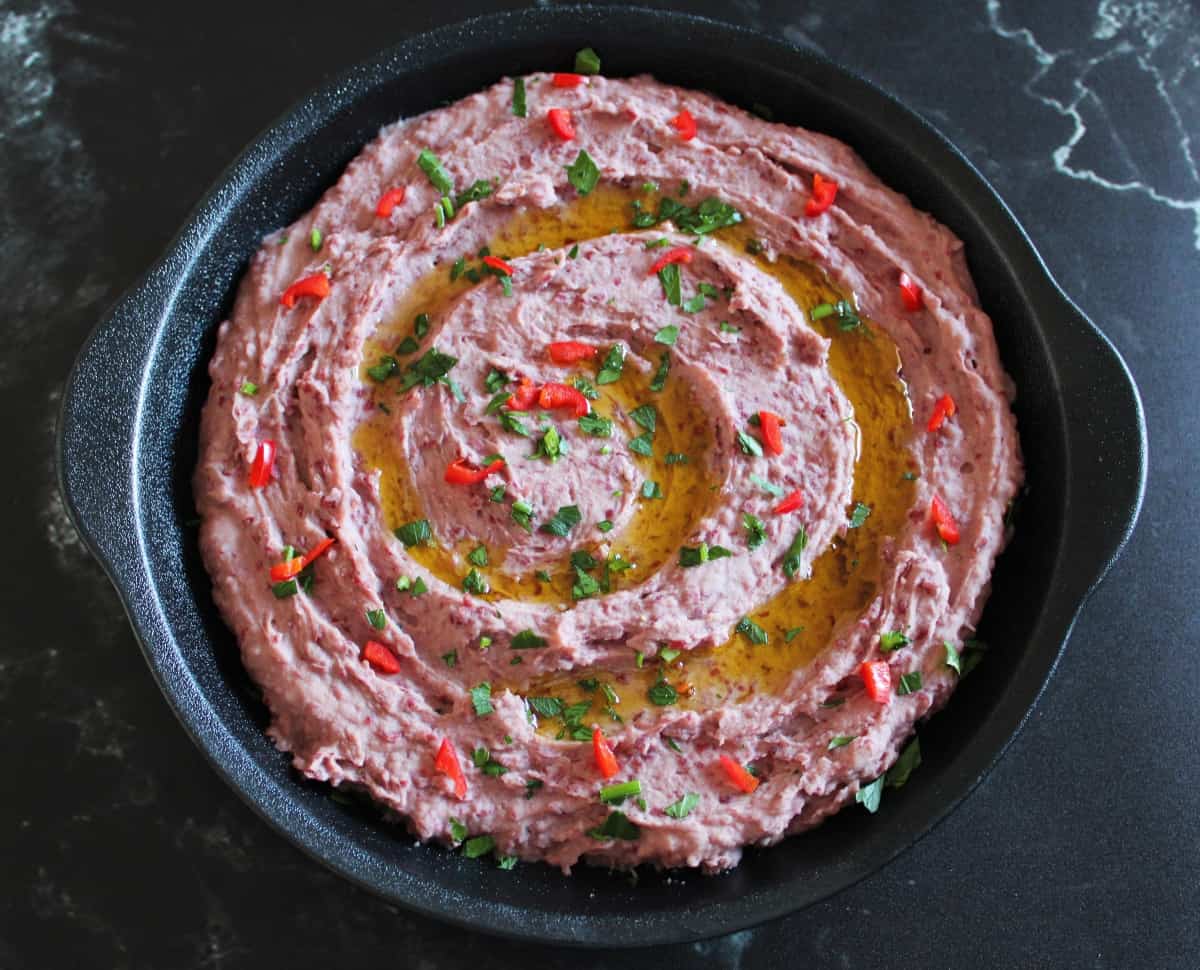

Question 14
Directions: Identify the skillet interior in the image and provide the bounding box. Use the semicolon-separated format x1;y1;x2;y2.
57;6;1145;947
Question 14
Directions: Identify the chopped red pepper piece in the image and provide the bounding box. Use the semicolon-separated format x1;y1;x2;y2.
805;173;839;217
552;72;584;88
547;340;598;364
279;272;331;308
930;494;961;545
648;246;694;275
482;255;514;276
547;108;575;141
592;728;619;779
375;186;406;218
860;660;892;703
758;411;784;455
444;456;505;485
361;640;401;675
899;271;923;312
670;108;697;141
506;376;540;411
248;439;277;489
538;381;589;417
927;394;957;433
268;536;336;581
434;737;467;800
718;754;759;793
773;489;804;515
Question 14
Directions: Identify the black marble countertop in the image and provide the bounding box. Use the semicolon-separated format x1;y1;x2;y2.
6;0;1197;966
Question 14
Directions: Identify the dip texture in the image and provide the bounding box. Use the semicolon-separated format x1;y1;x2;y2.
195;73;1023;872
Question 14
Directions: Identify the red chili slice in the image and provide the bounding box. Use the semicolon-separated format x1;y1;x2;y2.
804;173;839;217
552;72;584;88
444;456;505;485
860;660;892;703
773;489;804;515
547;340;598;364
718;754;759;793
434;737;468;800
537;381;589;417
927;394;957;433
506;376;540;411
268;536;336;581
279;272;331;308
930;494;961;545
375;186;406;218
592;728;619;779
247;439;276;489
547;108;575;141
482;254;514;276
361;640;401;675
648;246;694;275
670;108;697;141
899;271;924;311
758;411;784;455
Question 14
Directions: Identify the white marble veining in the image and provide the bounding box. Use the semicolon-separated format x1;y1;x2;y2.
988;0;1200;250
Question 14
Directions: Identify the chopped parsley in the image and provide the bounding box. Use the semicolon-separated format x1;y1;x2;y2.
659;647;681;663
472;747;507;776
879;630;910;652
489;484;507;503
943;641;962;674
527;696;563;719
657;263;682;306
678;543;734;567
394;575;427;596
810;299;861;331
627;432;653;457
781;526;808;578
568;244;580;259
400;347;458;391
649;353;670;392
664;792;699;819
467;544;489;567
441;651;458;668
578;413;612;437
682;292;706;314
574;46;601;75
597;519;614;533
783;626;805;642
827;735;857;750
566;149;600;196
897;671;923;695
462;568;489;596
470;682;494;716
887;738;922;788
571;375;599;399
395;518;432;547
309;227;322;251
511;500;534;532
750;474;785;498
743;513;766;549
531;424;565;462
587;810;640;842
500;410;530;437
367;355;399;382
735;616;768;645
630;195;743;235
484;368;510;393
463;835;495;858
647;678;678;706
596;344;625;384
449;818;468;843
511;629;548;650
629;404;657;433
239;381;259;396
719;321;740;335
524;779;543;799
856;777;884;814
366;609;387;631
654;325;679;346
512;77;526;117
640;480;663;500
571;567;601;601
848;502;872;528
540;504;582;537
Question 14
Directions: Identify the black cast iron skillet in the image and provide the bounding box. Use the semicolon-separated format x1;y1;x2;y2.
57;5;1146;947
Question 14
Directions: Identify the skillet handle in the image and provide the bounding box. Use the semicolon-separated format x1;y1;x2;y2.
1047;284;1147;601
56;282;147;587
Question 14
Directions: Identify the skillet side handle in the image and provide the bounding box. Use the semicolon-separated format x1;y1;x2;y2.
1051;288;1147;600
56;289;145;582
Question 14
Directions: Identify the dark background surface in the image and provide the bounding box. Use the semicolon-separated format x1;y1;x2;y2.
5;0;1196;967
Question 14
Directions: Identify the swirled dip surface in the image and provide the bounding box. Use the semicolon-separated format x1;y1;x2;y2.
196;73;1022;872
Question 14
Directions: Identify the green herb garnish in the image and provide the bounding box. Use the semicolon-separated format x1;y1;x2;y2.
417;148;454;195
599;779;642;804
879;631;910;652
664;792;699;819
578;413;612;437
828;735;857;750
743;513;766;549
240;381;259;396
849;502;871;528
574;47;601;75
678;543;734;567
736;430;763;457
366;609;387;631
781;526;808;578
395;519;432;547
735;616;768;645
512;77;526;117
640;480;663;500
511;500;534;533
649;352;670;392
657;263;682;306
511;629;548;650
897;671;923;695
654;325;679;346
566;149;600;196
596;344;625;384
586;810;640;841
471;682;494;716
540;504;582;537
462;568;489;596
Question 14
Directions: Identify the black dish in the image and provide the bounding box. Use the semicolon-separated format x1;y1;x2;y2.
57;6;1146;948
